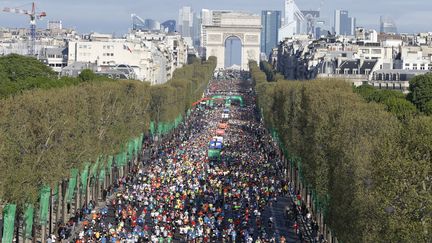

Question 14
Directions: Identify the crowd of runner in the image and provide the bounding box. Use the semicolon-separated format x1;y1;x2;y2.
70;70;300;243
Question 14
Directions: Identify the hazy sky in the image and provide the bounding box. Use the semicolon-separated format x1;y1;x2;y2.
0;0;430;35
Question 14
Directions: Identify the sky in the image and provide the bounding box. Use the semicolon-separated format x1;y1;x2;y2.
0;0;431;35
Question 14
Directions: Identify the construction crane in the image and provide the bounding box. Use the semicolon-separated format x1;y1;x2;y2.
3;2;46;56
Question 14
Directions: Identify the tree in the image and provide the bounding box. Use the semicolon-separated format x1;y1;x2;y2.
253;74;432;241
383;97;417;120
78;69;97;82
408;73;432;112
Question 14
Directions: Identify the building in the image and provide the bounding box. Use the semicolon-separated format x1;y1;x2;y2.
47;20;62;30
301;10;320;38
192;12;202;48
39;47;68;72
202;11;261;70
177;6;194;45
161;20;176;33
66;31;188;84
334;10;355;36
131;14;161;31
261;10;281;57
380;16;397;34
278;0;305;40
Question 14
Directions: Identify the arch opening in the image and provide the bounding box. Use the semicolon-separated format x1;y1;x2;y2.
224;36;242;68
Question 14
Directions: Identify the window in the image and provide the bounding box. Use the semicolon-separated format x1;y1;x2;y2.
371;49;382;54
365;69;370;76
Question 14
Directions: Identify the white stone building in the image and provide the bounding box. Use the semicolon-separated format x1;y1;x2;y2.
66;31;188;85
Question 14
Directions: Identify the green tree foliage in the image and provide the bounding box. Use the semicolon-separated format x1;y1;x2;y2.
78;69;97;82
0;54;55;81
409;73;432;112
0;54;116;98
355;85;417;119
249;61;432;242
0;57;216;207
259;61;276;82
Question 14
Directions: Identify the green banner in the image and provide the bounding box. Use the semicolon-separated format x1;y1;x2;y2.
39;186;50;225
90;158;100;178
127;140;134;161
107;155;113;174
115;152;127;167
66;169;78;203
99;167;106;182
150;121;155;135
24;204;34;239
139;133;144;152
133;138;138;157
80;163;90;193
2;204;16;243
208;149;221;159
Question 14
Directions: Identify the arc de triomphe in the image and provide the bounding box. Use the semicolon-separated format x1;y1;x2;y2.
203;11;261;70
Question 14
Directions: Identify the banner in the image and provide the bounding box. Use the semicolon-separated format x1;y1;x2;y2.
150;121;155;135
24;204;34;238
115;152;127;167
127;140;134;161
66;169;78;203
80;163;90;193
39;186;50;225
91;158;100;178
2;204;16;243
107;155;113;174
99;167;106;182
133;138;140;158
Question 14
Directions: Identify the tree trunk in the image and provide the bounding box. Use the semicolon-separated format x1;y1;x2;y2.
49;188;53;237
15;209;20;243
41;225;46;243
76;174;81;214
63;181;69;224
56;181;63;227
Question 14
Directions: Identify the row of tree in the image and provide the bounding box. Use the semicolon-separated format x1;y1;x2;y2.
250;61;431;242
0;54;117;98
0;56;216;241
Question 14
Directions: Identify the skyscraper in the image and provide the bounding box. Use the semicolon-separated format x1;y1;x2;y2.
161;20;176;33
334;10;355;36
131;14;160;31
261;10;281;56
278;0;305;40
380;16;397;34
178;6;194;45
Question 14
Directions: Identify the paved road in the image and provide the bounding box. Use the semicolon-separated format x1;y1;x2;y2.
72;71;300;242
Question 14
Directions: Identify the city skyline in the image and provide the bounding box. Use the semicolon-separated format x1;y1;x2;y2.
0;0;431;35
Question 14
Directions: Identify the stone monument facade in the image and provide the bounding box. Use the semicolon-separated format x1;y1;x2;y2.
203;12;261;70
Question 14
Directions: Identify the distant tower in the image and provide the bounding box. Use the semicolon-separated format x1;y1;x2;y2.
380;16;397;34
261;10;282;56
161;20;176;33
334;10;355;36
278;0;305;40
